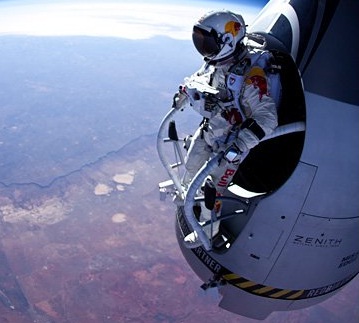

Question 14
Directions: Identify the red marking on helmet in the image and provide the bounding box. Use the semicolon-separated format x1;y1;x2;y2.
225;21;241;36
234;22;241;32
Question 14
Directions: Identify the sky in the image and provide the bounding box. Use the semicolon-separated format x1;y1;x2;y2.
0;0;263;39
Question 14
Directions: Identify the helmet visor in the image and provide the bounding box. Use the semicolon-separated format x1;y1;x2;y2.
192;25;221;58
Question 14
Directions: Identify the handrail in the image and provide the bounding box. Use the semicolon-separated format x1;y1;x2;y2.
183;153;223;250
156;107;184;199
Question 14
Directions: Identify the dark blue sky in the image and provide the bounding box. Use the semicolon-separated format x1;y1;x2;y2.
206;0;269;6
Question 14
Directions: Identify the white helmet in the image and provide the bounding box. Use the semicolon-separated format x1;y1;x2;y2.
192;10;246;62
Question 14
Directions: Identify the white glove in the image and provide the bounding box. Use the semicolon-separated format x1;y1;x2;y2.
172;86;189;109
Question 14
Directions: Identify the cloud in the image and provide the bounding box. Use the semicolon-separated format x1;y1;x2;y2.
0;0;259;39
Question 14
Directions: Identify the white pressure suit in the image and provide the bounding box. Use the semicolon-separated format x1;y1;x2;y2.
180;48;279;237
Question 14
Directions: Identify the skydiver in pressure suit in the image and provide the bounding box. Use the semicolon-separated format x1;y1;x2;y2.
174;10;279;239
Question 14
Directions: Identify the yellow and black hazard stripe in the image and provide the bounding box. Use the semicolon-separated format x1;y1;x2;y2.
222;273;305;300
176;206;359;300
194;244;357;300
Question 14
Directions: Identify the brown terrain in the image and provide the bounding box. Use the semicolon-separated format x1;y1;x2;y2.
0;134;358;323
